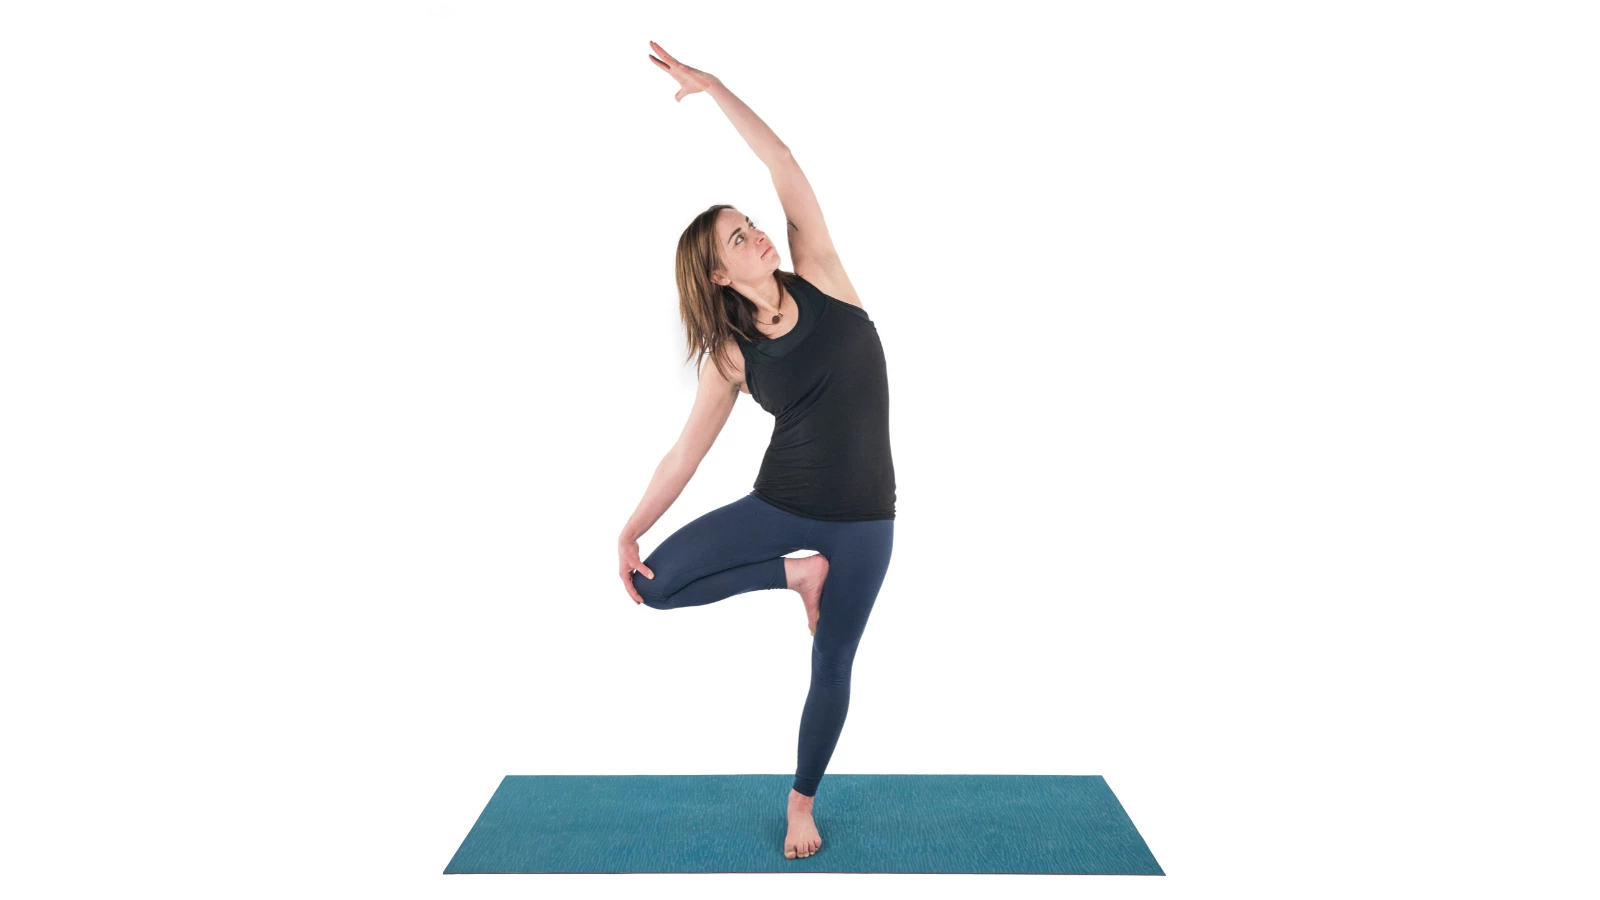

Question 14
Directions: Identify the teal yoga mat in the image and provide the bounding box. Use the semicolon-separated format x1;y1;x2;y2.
445;774;1163;875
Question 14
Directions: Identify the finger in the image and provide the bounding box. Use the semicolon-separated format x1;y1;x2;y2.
650;41;676;64
648;54;667;70
621;573;644;605
640;564;654;579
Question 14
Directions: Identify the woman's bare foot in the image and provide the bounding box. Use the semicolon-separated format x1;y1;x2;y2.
785;553;829;636
784;788;822;859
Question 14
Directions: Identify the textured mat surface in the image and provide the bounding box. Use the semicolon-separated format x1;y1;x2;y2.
445;774;1163;874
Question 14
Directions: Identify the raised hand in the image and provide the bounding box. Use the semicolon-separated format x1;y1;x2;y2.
647;40;717;102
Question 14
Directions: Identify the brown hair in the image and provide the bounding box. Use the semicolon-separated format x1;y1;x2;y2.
675;203;803;383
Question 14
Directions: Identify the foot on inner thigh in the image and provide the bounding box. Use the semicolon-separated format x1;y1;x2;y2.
785;554;830;636
784;788;822;859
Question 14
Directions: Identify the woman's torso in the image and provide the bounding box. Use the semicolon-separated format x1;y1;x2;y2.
732;273;896;521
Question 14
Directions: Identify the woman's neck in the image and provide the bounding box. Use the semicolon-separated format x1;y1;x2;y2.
749;284;787;323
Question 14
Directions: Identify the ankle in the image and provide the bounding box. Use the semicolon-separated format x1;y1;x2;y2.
786;553;827;591
788;789;815;811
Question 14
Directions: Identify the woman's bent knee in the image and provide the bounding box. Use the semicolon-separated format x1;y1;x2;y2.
632;570;666;608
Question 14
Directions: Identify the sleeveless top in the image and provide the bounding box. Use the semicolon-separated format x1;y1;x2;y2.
734;274;896;521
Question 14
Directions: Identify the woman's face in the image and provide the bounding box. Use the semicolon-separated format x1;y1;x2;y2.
717;208;779;283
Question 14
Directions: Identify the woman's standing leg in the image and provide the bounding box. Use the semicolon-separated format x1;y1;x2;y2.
789;518;895;797
632;493;814;610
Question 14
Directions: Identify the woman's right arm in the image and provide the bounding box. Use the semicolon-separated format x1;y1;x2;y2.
618;342;745;600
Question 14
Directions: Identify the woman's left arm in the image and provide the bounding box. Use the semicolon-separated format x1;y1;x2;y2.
700;80;846;270
650;42;852;296
649;42;787;163
702;78;789;166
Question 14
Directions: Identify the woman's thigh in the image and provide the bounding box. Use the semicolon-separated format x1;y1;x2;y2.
632;492;815;607
807;518;895;648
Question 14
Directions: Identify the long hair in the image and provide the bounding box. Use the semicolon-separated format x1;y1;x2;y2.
675;203;802;383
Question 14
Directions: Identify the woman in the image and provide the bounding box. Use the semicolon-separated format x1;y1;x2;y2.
617;42;896;861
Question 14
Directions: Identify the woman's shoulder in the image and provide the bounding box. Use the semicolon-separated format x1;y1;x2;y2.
791;261;866;312
790;270;869;321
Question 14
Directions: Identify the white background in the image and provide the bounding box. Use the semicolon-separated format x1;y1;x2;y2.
3;2;1596;897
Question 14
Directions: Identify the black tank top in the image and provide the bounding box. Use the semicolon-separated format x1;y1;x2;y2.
735;274;896;521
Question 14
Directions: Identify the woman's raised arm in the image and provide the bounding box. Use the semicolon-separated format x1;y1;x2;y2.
647;41;854;299
648;41;787;165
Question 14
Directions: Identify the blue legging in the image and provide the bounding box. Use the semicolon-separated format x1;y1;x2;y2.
631;491;895;797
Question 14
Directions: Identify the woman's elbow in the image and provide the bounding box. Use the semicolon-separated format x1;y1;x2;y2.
665;444;704;477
